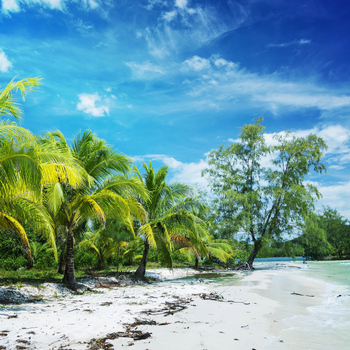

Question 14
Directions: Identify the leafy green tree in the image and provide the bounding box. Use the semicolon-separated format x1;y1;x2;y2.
319;207;350;259
133;163;204;277
300;214;331;259
41;130;146;289
203;117;327;268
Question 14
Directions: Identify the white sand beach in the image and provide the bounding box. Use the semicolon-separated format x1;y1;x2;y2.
0;266;327;350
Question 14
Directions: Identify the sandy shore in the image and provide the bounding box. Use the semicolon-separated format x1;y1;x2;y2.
0;266;327;350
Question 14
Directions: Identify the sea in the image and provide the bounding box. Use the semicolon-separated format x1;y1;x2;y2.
266;260;350;350
169;259;350;350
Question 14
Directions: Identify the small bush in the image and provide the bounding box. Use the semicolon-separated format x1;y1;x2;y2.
35;253;58;269
0;256;28;271
74;251;98;268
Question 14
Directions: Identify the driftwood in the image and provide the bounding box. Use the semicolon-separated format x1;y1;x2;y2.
88;317;169;349
195;292;250;305
198;292;224;301
291;292;314;297
230;262;253;271
141;298;192;316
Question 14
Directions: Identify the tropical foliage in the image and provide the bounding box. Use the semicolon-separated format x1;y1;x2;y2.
2;77;349;287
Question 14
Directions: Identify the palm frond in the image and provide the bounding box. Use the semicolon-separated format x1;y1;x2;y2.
0;77;41;122
0;211;32;261
138;223;157;248
170;233;200;258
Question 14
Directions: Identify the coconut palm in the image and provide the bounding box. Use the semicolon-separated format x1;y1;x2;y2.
133;163;206;277
0;79;84;263
43;130;147;289
0;77;41;122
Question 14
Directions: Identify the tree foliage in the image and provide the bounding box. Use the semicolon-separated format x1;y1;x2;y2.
203;117;327;267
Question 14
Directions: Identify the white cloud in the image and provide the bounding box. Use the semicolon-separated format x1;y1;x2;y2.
2;0;19;12
175;0;187;9
257;93;350;110
183;56;210;71
329;165;345;170
176;54;350;113
307;180;350;219
228;123;350;178
105;87;111;92
126;61;165;79
214;58;237;69
77;92;109;117
133;154;208;186
145;0;167;10
268;39;311;48
143;1;247;58
0;51;12;72
162;10;177;21
1;0;100;13
82;0;99;9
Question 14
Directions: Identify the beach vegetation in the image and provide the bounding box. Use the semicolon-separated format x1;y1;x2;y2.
203;117;327;268
2;76;350;286
42;130;147;290
133;162;206;276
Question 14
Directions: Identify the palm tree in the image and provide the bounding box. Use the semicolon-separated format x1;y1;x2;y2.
0;78;83;263
190;206;233;269
0;77;41;122
43;130;147;290
134;163;205;277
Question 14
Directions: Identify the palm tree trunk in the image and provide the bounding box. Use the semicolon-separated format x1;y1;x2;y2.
97;252;104;270
58;247;66;274
134;240;149;277
116;246;120;278
63;228;76;290
194;256;199;270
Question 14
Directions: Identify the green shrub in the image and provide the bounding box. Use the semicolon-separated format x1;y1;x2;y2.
74;251;98;268
34;253;58;269
0;256;28;271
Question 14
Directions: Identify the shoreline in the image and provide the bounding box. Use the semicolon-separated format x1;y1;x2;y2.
0;266;329;350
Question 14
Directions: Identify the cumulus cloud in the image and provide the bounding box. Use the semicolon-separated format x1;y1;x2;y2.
175;0;187;9
162;10;177;21
0;51;12;72
2;0;19;12
132;154;208;186
183;56;210;71
77;92;109;117
306;180;350;218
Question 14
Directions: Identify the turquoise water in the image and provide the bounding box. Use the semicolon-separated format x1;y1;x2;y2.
175;261;350;349
278;261;350;350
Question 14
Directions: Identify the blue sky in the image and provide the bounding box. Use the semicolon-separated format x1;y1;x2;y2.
1;0;350;218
